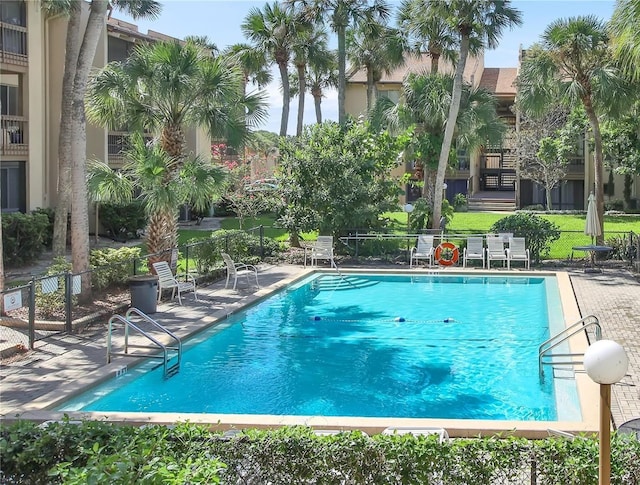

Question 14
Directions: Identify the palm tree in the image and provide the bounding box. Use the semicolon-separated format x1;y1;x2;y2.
346;20;406;112
518;16;634;243
287;0;391;125
242;2;303;136
292;23;328;135
428;0;522;229
223;43;273;96
86;40;267;260
373;72;505;211
306;47;338;124
40;0;161;274
609;0;640;82
396;0;458;74
88;136;226;259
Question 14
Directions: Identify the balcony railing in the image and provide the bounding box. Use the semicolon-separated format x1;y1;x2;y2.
0;21;27;66
1;115;28;156
108;131;154;163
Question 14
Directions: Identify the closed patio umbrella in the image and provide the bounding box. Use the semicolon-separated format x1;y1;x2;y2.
585;192;601;245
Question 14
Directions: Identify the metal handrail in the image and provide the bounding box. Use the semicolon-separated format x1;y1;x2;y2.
538;315;601;376
106;310;182;378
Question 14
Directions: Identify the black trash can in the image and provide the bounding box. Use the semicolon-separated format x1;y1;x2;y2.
129;275;159;314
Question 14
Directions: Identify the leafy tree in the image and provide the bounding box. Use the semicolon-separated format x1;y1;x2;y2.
490;213;561;264
276;120;407;243
287;0;391;124
223;43;273;96
609;0;640;82
429;0;522;230
87;41;265;261
517;16;634;244
242;2;305;136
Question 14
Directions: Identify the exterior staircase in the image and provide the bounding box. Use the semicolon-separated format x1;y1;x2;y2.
467;191;517;212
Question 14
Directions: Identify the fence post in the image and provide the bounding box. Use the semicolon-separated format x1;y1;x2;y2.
133;256;138;276
185;244;190;275
260;225;264;260
28;278;36;350
65;271;73;333
355;231;359;259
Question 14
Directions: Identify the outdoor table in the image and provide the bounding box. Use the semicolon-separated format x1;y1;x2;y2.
572;245;613;273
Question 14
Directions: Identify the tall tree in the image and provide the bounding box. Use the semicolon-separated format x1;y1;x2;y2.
346;20;406;112
242;2;303;136
223;43;273;96
429;0;522;229
292;22;328;135
609;0;640;82
287;0;390;125
396;0;458;74
40;0;161;267
306;45;338;124
87;40;268;261
517;17;634;243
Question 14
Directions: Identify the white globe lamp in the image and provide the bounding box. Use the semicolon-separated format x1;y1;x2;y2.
583;340;628;485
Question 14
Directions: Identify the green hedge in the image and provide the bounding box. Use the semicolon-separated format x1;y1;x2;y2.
1;422;639;485
1;211;50;266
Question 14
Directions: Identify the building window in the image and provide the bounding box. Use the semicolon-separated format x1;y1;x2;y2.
0;1;26;27
1;84;20;115
378;89;400;104
1;161;26;212
108;36;134;63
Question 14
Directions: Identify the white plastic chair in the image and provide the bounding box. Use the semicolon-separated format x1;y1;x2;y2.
310;236;336;268
221;252;259;290
507;237;530;270
410;235;434;268
463;236;485;268
152;261;198;305
486;236;509;269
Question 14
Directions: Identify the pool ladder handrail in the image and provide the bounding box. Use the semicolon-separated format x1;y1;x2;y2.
107;308;182;378
538;315;601;377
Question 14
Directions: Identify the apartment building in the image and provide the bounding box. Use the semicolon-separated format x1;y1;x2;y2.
346;51;639;211
0;2;210;215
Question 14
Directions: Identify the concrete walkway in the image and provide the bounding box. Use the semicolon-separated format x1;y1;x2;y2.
0;264;638;428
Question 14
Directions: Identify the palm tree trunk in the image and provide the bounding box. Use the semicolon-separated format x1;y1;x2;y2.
70;0;110;298
366;68;375;112
296;63;306;136
337;23;347;125
279;60;290;136
431;34;469;229
312;89;322;123
583;98;605;245
53;4;82;257
430;53;440;74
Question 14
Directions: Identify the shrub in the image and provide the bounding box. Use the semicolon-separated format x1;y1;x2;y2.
453;193;468;211
90;247;142;290
2;212;50;267
30;207;56;248
605;199;624;212
188;230;280;274
99;201;147;241
490;213;561;263
605;234;636;261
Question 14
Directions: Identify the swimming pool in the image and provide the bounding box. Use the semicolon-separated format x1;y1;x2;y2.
58;273;581;422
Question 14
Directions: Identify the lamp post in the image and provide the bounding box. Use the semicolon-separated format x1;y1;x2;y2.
583;340;629;485
404;203;414;260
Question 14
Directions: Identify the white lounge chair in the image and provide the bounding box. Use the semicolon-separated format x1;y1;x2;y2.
463;236;485;268
310;236;336;268
221;252;259;290
410;235;434;268
507;237;530;270
382;426;449;443
152;260;198;305
486;236;509;269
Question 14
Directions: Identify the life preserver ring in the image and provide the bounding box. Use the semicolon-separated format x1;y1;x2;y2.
435;242;459;266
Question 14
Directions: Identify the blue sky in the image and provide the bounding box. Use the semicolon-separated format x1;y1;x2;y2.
118;0;616;134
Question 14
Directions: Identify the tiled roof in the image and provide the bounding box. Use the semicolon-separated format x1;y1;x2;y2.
478;68;517;95
347;53;483;85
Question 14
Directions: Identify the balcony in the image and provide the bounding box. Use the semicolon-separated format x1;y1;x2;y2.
108;131;154;164
0;115;27;156
0;21;27;67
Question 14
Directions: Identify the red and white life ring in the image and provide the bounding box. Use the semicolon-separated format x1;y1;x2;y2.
435;242;459;266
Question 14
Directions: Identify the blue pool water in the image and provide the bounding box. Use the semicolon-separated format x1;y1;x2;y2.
60;273;578;421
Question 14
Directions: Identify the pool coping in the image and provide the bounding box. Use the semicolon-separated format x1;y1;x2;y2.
1;267;600;439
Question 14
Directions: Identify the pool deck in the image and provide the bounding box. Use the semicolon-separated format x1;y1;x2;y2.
1;263;638;435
